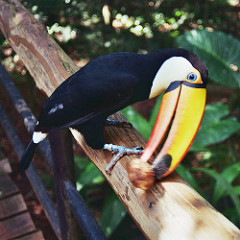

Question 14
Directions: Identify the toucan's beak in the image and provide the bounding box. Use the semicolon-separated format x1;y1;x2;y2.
140;81;207;179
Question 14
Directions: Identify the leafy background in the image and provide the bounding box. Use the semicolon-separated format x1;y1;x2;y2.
0;0;239;239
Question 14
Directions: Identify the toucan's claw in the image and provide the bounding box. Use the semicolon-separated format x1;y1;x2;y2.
103;144;143;175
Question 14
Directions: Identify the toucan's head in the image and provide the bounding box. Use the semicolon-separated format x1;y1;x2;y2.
129;49;208;189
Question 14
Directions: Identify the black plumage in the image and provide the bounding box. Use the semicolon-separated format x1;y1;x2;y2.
19;140;37;172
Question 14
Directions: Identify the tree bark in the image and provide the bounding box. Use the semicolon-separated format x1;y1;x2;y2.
0;1;239;239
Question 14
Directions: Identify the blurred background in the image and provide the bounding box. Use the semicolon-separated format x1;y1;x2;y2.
0;0;239;239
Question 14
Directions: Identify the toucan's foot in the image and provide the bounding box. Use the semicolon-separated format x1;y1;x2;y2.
105;119;132;128
103;144;143;175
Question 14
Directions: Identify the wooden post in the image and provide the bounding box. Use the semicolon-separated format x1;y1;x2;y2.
49;129;81;240
0;1;239;239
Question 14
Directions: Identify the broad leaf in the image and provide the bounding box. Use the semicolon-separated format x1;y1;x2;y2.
149;95;163;127
213;162;240;204
191;103;240;150
176;164;201;193
121;96;163;140
234;186;240;195
177;30;240;87
75;157;105;190
194;167;240;216
121;106;152;139
221;162;240;184
99;192;127;237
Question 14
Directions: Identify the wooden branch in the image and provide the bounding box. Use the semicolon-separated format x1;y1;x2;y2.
0;1;239;239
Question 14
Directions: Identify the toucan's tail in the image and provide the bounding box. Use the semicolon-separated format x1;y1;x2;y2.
18;140;37;173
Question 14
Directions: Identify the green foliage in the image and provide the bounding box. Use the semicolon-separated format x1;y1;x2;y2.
175;164;201;193
99;192;127;237
191;102;240;151
212;162;240;204
74;157;105;191
14;0;238;61
121;95;163;139
74;157;127;236
194;164;240;220
121;107;152;140
177;30;240;87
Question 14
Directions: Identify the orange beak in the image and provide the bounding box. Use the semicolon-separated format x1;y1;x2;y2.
140;81;207;179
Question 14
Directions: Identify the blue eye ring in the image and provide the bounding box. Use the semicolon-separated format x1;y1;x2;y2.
187;72;198;82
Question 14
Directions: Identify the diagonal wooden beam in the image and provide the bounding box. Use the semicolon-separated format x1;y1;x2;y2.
0;1;239;239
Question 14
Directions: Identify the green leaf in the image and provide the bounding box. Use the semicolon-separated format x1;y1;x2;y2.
177;30;240;87
234;186;240;195
222;207;240;226
176;164;201;193
221;162;240;184
121;106;152;139
121;95;163;140
194;167;240;216
99;192;127;237
200;102;229;125
191;102;240;150
149;95;163;128
213;162;240;203
194;117;240;146
75;157;105;190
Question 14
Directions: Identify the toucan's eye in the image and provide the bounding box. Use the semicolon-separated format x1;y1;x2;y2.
187;72;198;82
185;69;203;85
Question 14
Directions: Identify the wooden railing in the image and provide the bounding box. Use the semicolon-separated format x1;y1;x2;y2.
0;0;239;239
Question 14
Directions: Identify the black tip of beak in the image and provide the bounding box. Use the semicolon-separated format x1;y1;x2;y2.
152;154;172;180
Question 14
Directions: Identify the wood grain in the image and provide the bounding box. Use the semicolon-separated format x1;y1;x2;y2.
0;1;239;239
0;174;19;199
0;157;45;239
0;212;36;239
0;193;27;219
17;231;45;240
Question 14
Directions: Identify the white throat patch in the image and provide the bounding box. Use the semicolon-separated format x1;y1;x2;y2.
149;56;194;99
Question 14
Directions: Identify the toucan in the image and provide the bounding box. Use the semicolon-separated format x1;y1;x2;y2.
18;48;208;185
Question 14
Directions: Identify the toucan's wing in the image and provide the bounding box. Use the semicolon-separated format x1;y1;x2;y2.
36;72;139;132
